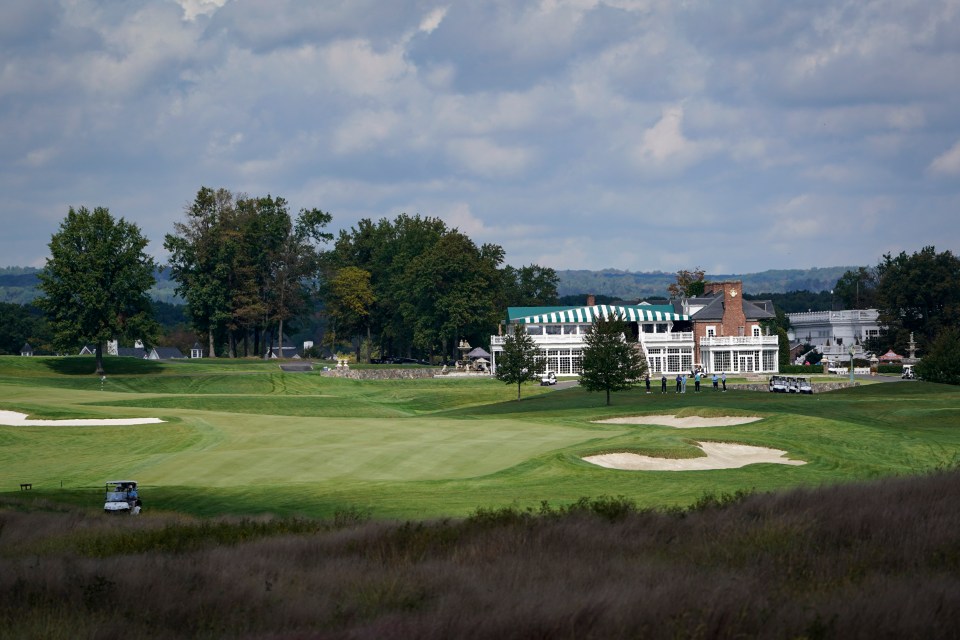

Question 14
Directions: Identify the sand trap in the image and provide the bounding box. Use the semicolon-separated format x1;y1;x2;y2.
0;410;164;427
593;414;762;428
584;442;805;471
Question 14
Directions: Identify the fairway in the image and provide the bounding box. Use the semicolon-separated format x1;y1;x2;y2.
2;356;959;518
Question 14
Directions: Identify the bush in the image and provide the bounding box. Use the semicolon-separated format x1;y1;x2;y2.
780;364;825;374
878;364;903;374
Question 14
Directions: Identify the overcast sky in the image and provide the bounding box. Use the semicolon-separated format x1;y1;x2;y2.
3;0;959;273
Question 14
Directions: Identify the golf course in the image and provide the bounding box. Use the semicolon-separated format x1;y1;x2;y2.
2;356;959;518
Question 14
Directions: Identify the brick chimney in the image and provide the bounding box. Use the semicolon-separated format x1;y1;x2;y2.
712;281;746;336
586;294;596;306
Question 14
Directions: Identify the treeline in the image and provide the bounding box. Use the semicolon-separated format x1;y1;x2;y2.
165;188;559;360
323;215;559;361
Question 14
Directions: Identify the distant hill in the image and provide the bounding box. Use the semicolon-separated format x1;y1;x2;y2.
1;264;854;306
0;267;182;305
556;266;854;299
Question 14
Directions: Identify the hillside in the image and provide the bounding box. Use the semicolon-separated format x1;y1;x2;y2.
0;267;181;304
1;265;854;305
556;266;854;299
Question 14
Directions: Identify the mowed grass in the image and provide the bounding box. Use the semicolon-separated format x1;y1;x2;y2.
1;356;959;519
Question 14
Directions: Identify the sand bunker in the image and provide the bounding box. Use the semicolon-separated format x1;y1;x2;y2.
0;410;164;427
584;441;805;471
593;415;762;428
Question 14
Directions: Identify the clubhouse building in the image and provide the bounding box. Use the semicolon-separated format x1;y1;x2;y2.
490;281;780;376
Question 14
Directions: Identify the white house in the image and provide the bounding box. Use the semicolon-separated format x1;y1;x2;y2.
491;282;781;377
491;301;694;376
787;309;882;362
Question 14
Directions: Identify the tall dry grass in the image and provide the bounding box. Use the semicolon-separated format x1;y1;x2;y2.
2;471;959;639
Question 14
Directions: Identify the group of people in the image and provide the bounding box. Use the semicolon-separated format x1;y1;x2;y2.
644;370;727;394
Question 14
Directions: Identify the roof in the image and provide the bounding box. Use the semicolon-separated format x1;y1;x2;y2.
509;304;688;324
150;346;184;359
117;347;147;358
676;292;776;322
466;347;491;358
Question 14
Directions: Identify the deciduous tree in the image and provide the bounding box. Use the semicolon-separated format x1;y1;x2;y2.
668;267;706;298
579;312;648;405
915;328;960;385
37;206;157;375
494;323;545;400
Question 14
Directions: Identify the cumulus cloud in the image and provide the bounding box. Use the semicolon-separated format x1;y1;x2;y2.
929;139;960;177
1;0;959;272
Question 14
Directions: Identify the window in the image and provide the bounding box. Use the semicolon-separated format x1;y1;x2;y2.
763;350;776;371
642;323;654;333
752;326;761;337
714;351;731;372
706;326;716;338
656;323;668;333
526;325;543;335
563;325;578;334
571;349;582;374
545;325;561;335
580;324;592;334
737;326;745;336
559;349;572;374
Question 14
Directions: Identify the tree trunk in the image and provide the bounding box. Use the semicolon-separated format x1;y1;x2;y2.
278;318;285;359
517;380;522;400
95;342;105;376
228;331;236;358
606;388;611;405
208;324;216;358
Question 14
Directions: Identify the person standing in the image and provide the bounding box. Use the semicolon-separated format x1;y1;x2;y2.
675;374;682;393
712;373;719;391
661;374;668;394
694;371;701;392
681;374;688;394
645;373;651;394
721;372;727;392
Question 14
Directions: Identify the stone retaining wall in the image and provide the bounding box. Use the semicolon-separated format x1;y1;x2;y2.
318;368;441;380
729;382;859;393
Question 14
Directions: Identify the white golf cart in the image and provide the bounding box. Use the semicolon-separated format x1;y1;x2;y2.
104;480;141;514
540;371;557;386
769;376;789;393
797;377;813;394
902;365;915;379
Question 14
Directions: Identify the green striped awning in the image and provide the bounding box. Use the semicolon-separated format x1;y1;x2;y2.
516;305;688;324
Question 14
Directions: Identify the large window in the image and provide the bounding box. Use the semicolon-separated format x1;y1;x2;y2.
763;350;776;371
558;349;572;374
526;325;543;335
713;351;731;372
571;349;583;374
546;325;562;335
563;324;578;335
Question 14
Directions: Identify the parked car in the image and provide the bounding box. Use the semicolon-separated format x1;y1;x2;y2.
104;480;141;514
540;371;557;386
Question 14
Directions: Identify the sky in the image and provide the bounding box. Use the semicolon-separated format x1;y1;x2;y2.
3;0;960;274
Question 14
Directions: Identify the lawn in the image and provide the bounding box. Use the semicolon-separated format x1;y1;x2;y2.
1;356;959;518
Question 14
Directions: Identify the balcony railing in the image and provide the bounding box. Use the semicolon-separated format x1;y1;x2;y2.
492;331;695;347
641;332;693;342
699;336;779;347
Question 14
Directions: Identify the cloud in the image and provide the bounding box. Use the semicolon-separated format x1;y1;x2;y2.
929;139;960;177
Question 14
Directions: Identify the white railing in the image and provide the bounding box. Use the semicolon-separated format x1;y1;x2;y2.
642;332;693;343
700;336;779;347
491;334;587;346
788;310;879;323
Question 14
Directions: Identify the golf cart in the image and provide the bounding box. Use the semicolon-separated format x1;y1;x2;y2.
902;365;915;380
797;377;813;394
540;371;557;386
104;480;141;514
769;376;788;393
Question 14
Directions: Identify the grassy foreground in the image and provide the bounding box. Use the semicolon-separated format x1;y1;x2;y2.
1;356;959;518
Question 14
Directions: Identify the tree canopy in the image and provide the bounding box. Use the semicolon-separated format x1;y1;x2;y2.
579;312;648;405
36;206;157;374
165;187;331;358
915;328;960;386
873;246;960;354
